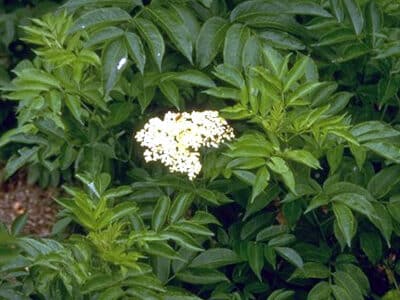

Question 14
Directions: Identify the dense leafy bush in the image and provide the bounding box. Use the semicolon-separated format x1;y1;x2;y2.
1;0;400;299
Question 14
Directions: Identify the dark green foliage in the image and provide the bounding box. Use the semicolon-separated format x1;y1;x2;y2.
1;0;400;299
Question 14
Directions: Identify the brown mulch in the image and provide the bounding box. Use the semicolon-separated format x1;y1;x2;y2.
0;171;59;236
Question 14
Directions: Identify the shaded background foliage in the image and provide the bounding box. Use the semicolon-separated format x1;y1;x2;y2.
1;0;400;299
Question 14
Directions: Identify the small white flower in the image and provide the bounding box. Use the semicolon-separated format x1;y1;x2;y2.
135;110;234;180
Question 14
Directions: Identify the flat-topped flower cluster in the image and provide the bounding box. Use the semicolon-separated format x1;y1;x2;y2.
135;111;234;180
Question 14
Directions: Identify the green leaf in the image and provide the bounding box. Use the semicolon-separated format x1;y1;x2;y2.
287;1;332;17
169;193;194;223
242;35;263;69
203;87;241;100
134;17;165;71
284;150;321;169
256;225;289;242
267;289;295;300
313;28;355;47
336;264;370;296
196;17;229;68
331;193;376;219
305;194;330;213
283;201;303;227
191;211;221;226
159;81;181;109
351;121;400;142
0;124;36;148
360;232;382;265
144;241;182;261
65;94;84;124
152;196;171;231
171;70;215;88
327;144;344;174
98;287;124;300
176;268;228;285
259;30;305;51
365;0;381;47
343;0;364;35
197;0;213;7
213;64;245;88
332;202;356;247
267;157;296;194
146;7;192;63
82;274;121;294
264;246;277;269
223;23;250;69
11;213;28;236
383;290;400;300
329;0;344;22
268;234;296;247
162;229;203;252
247;242;264;281
173;221;213;237
307;281;331;300
230;1;285;23
5;147;38;179
287;82;323;105
105;102;134;127
102;38;128;95
14;68;60;88
105;202;138;224
290;262;330;280
69;7;131;34
251;166;270;202
138;86;155;112
371;203;392;246
173;5;200;42
364;142;400;163
275;247;303;269
368;165;400;199
124;32;146;74
190;248;242;269
227;157;266;170
333;271;364;300
283;56;309;92
240;213;274;240
331;285;352;300
63;0;141;11
84;26;124;48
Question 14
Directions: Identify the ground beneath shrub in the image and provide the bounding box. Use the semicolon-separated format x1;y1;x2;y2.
0;171;59;236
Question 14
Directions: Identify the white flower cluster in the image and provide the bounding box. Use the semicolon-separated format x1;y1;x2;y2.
135;111;234;180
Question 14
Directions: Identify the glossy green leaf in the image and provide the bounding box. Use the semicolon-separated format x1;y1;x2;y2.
267;157;296;194
152;196;171;231
176;268;228;284
196;17;229;68
360;232;382;265
343;0;364;35
251;166;270;202
190;248;242;269
69;8;131;34
275;247;303;269
290;262;330;280
223;23;250;69
102;38;128;94
333;271;364;300
146;7;193;63
332;202;356;247
247;242;264;281
169;193;194;223
125;32;146;74
134;17;165;71
284;150;321;169
307;281;331;300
